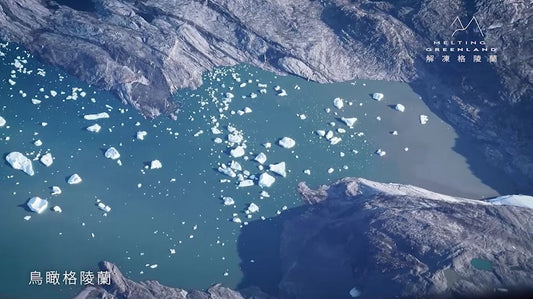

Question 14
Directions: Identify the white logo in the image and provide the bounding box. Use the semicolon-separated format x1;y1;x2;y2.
451;16;484;38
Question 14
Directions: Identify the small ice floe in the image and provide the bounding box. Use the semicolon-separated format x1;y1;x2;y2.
0;116;6;127
225;92;234;99
149;264;158;269
51;186;62;195
316;130;326;137
230;146;245;158
27;197;48;214
150;160;162;169
84;112;110;120
420;114;429;125
97;201;111;213
223;196;235;206
6;152;34;176
375;149;386;157
254;152;267;164
263;142;272;149
41;122;48;127
298;114;307;120
86;124;101;133
333;97;344;109
269;162;287;177
349;287;361;298
243;107;252;113
24;216;31;221
68;174;82;184
277;89;287;97
330;137;342;145
232;217;242;224
170;249;176;255
238;180;254;187
250;93;258;99
34;140;42;147
218;164;236;178
391;131;398;136
325;130;334;140
341;117;357;128
337;128;346;134
246;203;259;214
137;131;147;140
32;99;41;105
258;172;275;188
327;168;334;174
52;206;62;213
40;153;53;167
404;147;409;151
230;160;242;172
376;116;382;121
278;137;295;149
211;127;222;135
303;169;311;175
214;137;223;144
372;93;384;101
104;147;120;160
228;133;243;144
395;104;405;112
260;191;270;198
50;90;57;97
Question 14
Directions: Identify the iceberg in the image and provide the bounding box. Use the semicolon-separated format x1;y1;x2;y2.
27;197;48;214
230;146;245;158
218;164;236;177
0;116;5;127
372;93;384;101
278;137;296;149
222;196;235;206
349;287;361;298
228;133;243;144
6;152;34;176
105;147;121;160
53;206;62;213
230;160;242;171
325;130;334;140
330;137;342;145
34;140;42;146
67;174;82;184
258;172;275;188
97;202;111;212
51;186;62;195
254;152;267;164
238;179;254;187
84;112;110;120
333;97;344;109
150;160;163;169
86;124;101;133
420;115;429;125
489;195;533;210
260;191;270;198
40;153;53;167
269;162;287;177
246;203;259;214
375;149;386;157
341;117;357;128
395;104;405;112
137;131;147;140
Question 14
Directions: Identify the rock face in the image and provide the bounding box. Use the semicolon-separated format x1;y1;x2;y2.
73;261;249;299
280;178;533;298
0;0;531;187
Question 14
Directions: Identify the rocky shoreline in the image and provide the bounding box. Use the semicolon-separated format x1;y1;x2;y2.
0;0;531;189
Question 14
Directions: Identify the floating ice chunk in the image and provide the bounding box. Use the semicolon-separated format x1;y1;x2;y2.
53;206;62;213
250;93;258;99
51;186;62;195
243;107;252;113
395;104;405;112
32;99;41;105
150;160;162;169
247;203;259;213
330;137;342;145
258;172;275;188
299;114;307;120
349;287;361;298
269;162;287;177
211;127;222;135
149;264;158;269
260;191;270;198
0;116;5;127
372;93;384;101
170;249;176;254
223;196;235;206
277;89;287;97
489;195;533;209
303;169;311;175
105;147;120;160
24;215;31;221
278;137;295;149
254;152;267;164
238;180;254;187
40;153;53;167
41;122;48;127
404;147;409;151
218;164;236;178
333;97;344;109
375;149;386;157
274;85;281;91
420;115;429;125
34;139;42;146
337;128;346;134
84;112;109;120
391;131;398;136
6;152;34;176
263;142;271;149
214;137;223;144
233;217;242;223
225;92;234;99
50;90;57;97
230;146;245;158
341;117;357;128
376;116;382;121
316;130;326;137
325;131;334;140
68;174;82;184
97;202;111;212
27;197;48;213
228;133;243;144
86;124;101;133
137;131;147;140
230;160;242;171
327;168;334;174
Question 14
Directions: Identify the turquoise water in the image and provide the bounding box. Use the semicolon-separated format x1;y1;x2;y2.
0;42;515;298
471;258;493;271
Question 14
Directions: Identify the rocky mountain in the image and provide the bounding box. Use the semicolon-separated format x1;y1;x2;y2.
0;0;531;189
76;178;533;299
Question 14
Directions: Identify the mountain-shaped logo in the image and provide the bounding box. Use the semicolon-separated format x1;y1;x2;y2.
451;16;485;38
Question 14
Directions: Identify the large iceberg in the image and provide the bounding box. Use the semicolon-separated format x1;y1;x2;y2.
278;137;296;149
6;152;34;176
68;174;82;184
269;162;287;177
258;172;275;188
105;147;120;160
27;197;48;214
489;195;533;210
40;153;53;167
84;112;110;120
